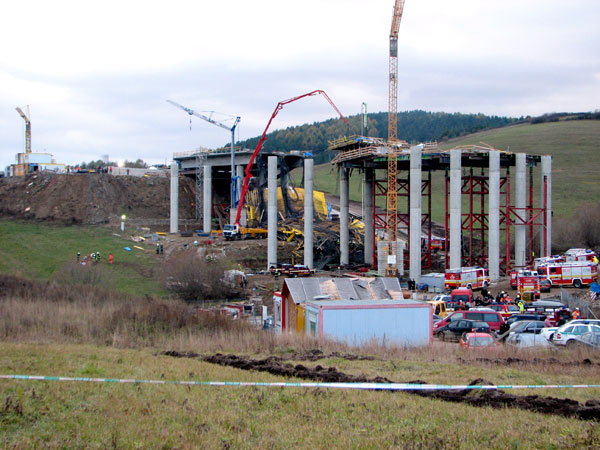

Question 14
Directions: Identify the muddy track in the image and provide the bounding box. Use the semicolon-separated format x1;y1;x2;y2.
163;351;600;421
458;356;600;368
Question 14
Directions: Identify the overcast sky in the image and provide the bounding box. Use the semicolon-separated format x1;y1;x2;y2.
1;0;598;170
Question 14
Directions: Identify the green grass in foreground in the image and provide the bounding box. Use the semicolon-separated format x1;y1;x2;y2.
0;220;166;297
1;343;599;448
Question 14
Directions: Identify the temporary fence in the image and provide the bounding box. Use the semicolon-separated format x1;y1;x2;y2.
1;374;599;391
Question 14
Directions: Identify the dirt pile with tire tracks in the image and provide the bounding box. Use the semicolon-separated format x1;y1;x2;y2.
164;351;600;421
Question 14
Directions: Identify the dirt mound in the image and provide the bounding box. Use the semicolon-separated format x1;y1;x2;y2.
0;173;196;225
459;356;600;368
201;353;393;383
184;353;600;421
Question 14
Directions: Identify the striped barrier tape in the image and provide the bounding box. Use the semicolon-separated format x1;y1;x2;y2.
1;375;599;391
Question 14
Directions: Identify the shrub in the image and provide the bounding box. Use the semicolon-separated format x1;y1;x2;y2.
553;203;600;252
54;262;114;288
162;250;244;302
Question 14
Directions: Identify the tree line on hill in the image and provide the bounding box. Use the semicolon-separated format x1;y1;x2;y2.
529;111;600;124
233;110;519;163
76;158;148;170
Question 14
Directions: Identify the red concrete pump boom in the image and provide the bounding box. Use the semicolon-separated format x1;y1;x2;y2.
234;89;349;226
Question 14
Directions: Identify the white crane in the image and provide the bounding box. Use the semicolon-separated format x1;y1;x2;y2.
16;106;32;166
167;100;241;214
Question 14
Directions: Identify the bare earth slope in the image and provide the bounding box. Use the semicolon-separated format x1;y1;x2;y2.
0;173;196;225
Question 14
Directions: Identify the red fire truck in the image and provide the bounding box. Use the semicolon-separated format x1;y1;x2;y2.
515;270;540;301
537;261;598;288
422;235;447;253
533;255;565;270
444;267;489;290
563;248;597;263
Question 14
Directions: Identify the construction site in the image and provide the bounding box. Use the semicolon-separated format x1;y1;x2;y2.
161;0;553;285
2;3;600;446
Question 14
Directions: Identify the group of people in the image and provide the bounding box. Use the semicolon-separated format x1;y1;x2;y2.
77;251;114;265
469;288;526;312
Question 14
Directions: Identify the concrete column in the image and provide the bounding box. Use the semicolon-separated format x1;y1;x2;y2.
340;167;349;266
169;161;179;234
541;156;552;257
203;165;212;233
488;151;500;281
449;150;462;269
363;168;374;266
267;156;278;269
409;145;422;283
515;153;527;268
304;158;314;269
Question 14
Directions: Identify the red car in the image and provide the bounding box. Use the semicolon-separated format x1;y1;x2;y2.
459;332;501;349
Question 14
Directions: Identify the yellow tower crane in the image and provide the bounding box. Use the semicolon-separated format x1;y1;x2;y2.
385;0;406;276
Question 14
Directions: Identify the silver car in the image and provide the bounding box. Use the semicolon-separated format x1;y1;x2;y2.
506;333;552;348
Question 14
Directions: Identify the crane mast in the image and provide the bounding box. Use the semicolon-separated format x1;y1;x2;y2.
386;0;405;275
16;106;32;161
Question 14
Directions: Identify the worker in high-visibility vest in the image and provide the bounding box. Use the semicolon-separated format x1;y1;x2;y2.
517;299;525;313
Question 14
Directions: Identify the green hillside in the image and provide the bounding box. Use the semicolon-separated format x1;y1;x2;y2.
0;221;166;296
441;120;600;217
307;120;599;220
236;110;516;164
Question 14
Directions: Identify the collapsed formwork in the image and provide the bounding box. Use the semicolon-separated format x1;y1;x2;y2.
329;136;552;281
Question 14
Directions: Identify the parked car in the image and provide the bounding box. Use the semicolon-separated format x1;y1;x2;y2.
507;314;548;328
508;320;547;335
433;314;443;326
541;320;600;341
434;310;504;332
506;332;553;348
578;332;600;349
539;277;552;293
432;294;451;303
540;327;558;341
552;323;600;347
435;319;490;341
459;332;501;349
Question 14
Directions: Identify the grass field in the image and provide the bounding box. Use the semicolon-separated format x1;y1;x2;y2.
1;343;599;448
0;220;166;297
1;257;599;447
305;120;600;220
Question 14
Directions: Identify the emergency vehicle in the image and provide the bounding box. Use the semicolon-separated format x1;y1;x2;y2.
563;248;597;263
422;235;447;253
533;255;565;270
444;267;489;290
515;270;540;301
537;261;598;288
